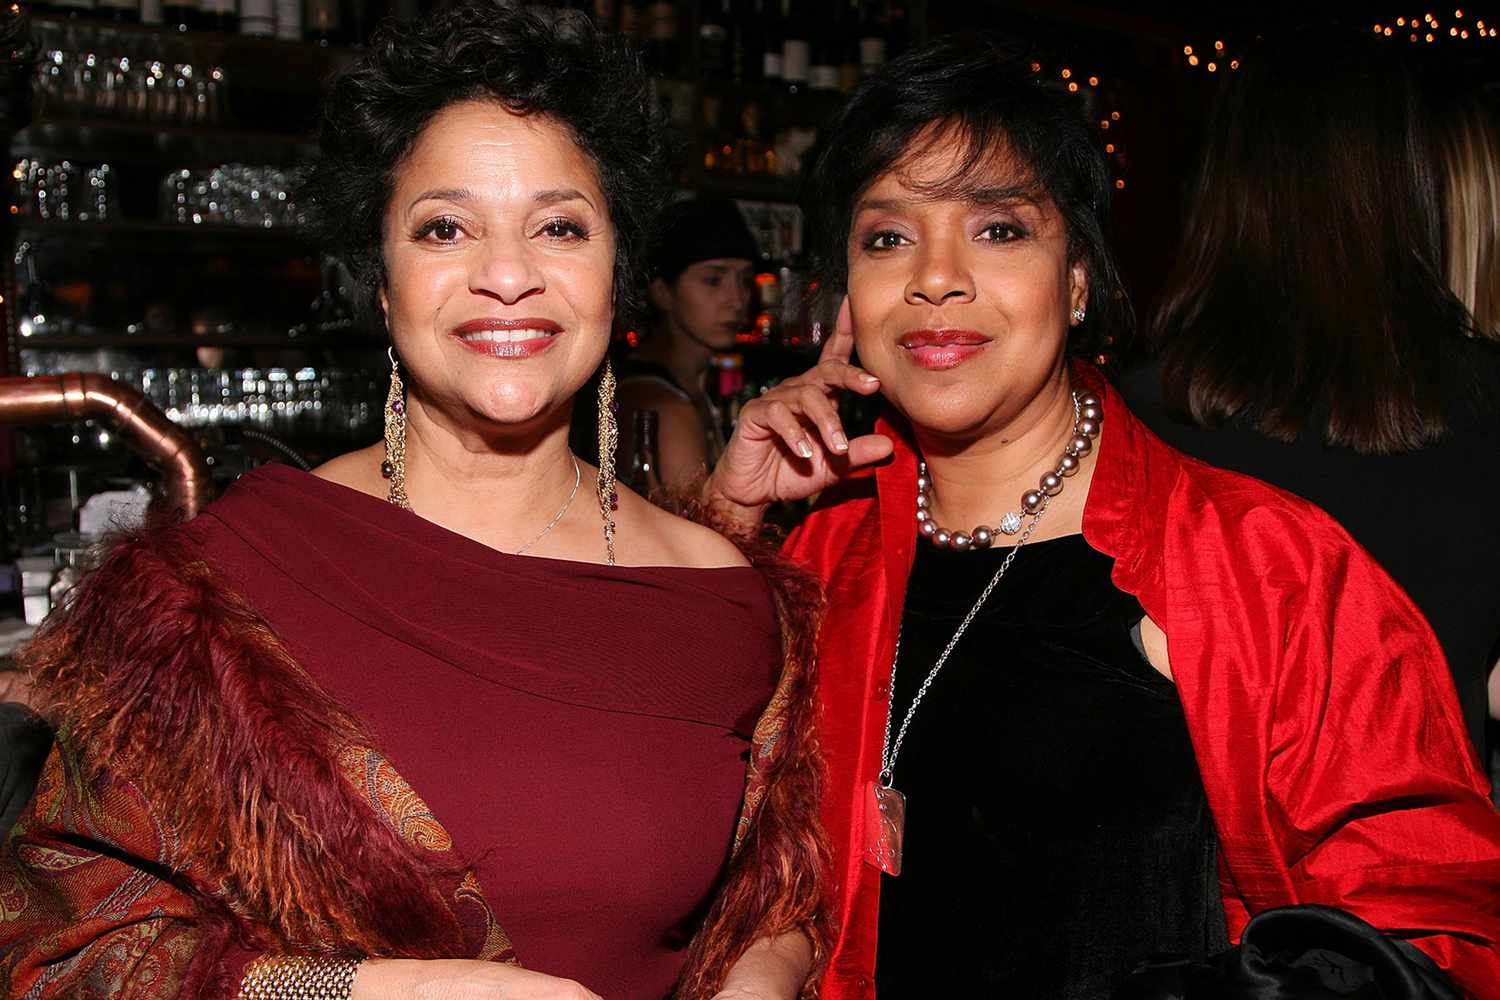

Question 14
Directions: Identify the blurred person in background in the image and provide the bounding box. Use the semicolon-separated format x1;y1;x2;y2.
1434;93;1500;764
615;195;760;494
1119;32;1500;778
1437;93;1500;341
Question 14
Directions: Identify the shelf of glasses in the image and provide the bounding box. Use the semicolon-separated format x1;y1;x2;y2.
30;14;355;93
15;331;382;349
11;218;314;253
13;117;316;165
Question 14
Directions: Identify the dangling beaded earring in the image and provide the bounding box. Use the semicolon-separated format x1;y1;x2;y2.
595;358;619;565
382;346;411;510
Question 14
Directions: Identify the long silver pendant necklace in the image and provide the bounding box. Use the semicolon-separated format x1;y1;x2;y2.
864;390;1101;877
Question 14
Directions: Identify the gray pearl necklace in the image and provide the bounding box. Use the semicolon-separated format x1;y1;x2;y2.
915;389;1103;550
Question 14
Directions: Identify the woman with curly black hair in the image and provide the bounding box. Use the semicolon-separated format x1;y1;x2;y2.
0;6;824;1000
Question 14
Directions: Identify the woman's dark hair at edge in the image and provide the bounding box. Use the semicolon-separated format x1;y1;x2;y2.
302;1;668;327
1148;31;1477;455
800;33;1133;363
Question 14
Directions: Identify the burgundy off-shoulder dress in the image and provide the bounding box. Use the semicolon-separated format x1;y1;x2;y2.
189;463;781;1000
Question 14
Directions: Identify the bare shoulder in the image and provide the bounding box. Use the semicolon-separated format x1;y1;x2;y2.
617;489;750;569
621;381;700;424
618;374;692;407
311;443;385;499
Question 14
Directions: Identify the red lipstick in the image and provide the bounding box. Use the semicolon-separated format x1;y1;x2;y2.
451;317;565;359
897;328;992;370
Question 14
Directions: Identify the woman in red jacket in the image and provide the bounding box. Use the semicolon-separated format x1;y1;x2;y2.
705;34;1500;1000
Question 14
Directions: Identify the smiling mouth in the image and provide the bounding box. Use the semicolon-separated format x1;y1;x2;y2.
898;329;992;370
898;329;991;349
457;328;560;344
451;320;563;359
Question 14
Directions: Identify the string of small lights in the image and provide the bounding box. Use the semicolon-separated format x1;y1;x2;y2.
1030;60;1128;191
1180;40;1241;74
1373;9;1499;42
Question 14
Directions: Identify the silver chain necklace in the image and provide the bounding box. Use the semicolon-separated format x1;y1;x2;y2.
879;495;1050;785
862;493;1052;878
863;388;1106;877
514;456;582;556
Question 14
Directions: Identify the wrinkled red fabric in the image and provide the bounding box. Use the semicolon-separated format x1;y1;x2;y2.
786;365;1500;1000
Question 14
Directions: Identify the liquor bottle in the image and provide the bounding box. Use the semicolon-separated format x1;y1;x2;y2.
640;0;676;75
726;0;750;83
198;0;237;33
735;99;768;175
753;270;782;345
97;0;141;24
858;0;886;78
885;1;907;62
618;0;639;43
592;0;613;28
305;0;344;45
140;0;164;24
239;0;272;33
625;409;663;496
808;6;838;92
162;0;196;32
759;0;781;84
779;0;808;95
698;0;728;80
347;0;371;45
701;94;731;174
273;0;299;37
838;0;861;91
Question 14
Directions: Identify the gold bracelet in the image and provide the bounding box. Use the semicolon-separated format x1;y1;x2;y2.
237;954;362;1000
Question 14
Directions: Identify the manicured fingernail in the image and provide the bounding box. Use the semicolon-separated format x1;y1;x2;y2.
796;440;813;459
833;432;849;451
861;373;880;384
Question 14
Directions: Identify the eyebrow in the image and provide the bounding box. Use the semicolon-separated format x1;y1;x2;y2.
405;186;598;214
854;186;1042;215
407;187;475;212
967;185;1044;209
533;188;596;210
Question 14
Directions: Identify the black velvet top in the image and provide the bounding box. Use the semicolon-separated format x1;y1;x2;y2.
875;534;1229;998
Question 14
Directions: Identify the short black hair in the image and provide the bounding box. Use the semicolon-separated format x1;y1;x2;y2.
800;33;1131;359
303;1;668;324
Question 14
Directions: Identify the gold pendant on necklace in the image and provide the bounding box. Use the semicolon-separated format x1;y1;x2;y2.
863;780;906;876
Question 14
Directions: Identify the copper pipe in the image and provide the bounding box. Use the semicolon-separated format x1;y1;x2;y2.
0;373;211;518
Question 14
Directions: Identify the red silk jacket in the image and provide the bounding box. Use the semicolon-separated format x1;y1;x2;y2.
784;367;1500;1000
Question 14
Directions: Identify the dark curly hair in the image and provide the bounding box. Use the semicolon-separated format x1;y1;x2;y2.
302;2;668;324
800;33;1131;359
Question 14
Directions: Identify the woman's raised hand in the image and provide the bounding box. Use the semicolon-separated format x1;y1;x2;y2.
705;300;892;526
